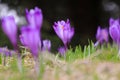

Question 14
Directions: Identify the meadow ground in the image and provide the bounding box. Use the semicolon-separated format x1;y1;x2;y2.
0;43;120;80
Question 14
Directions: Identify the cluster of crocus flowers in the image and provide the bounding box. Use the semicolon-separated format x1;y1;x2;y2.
109;18;120;55
53;19;74;55
20;7;43;57
94;26;109;47
19;7;47;74
0;5;76;74
0;7;44;74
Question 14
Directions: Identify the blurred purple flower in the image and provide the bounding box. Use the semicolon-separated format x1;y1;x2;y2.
109;18;120;43
109;18;120;55
1;16;18;49
42;40;51;51
0;47;16;56
25;7;43;30
96;26;109;43
20;26;41;57
58;46;67;56
53;19;74;48
94;26;109;47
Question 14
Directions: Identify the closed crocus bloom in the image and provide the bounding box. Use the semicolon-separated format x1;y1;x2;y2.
1;16;17;49
53;19;74;48
42;40;51;51
96;26;109;43
25;7;43;29
20;26;41;57
109;18;120;43
58;46;67;56
109;18;120;55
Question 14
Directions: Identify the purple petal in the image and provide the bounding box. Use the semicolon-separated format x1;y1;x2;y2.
67;27;74;42
101;29;109;42
109;18;115;26
53;24;64;40
96;26;101;40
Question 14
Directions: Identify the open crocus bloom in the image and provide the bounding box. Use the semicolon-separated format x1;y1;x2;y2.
109;18;120;44
1;16;18;49
53;19;74;48
42;40;51;51
20;26;41;57
25;7;43;30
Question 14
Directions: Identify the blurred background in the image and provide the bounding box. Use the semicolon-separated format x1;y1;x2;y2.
0;0;120;52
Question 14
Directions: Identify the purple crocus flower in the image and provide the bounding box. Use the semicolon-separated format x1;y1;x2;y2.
1;16;18;49
20;26;41;58
25;7;43;30
1;16;22;71
109;18;120;44
42;40;51;51
94;26;109;47
58;46;67;57
109;18;120;55
53;19;74;48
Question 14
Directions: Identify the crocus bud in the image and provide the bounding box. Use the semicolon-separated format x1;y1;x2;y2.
20;26;41;57
96;26;109;44
109;18;120;56
94;26;109;47
42;40;51;51
1;16;17;49
58;46;67;56
109;18;120;44
25;7;43;30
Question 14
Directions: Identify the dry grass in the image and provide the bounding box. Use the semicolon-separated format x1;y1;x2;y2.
0;51;120;80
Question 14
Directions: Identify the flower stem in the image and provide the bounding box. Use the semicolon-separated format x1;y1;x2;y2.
34;56;40;75
63;43;68;59
17;53;22;73
3;55;6;66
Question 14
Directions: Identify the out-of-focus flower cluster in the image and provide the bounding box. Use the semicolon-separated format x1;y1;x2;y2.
1;6;120;58
94;18;120;55
1;6;120;73
0;6;75;59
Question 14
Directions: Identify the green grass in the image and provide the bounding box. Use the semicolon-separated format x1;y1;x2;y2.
0;42;120;80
